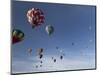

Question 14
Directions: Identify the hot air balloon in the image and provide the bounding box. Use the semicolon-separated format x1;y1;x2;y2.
39;54;43;59
56;46;59;49
72;42;74;46
37;48;44;59
36;65;38;68
28;48;32;55
45;25;54;36
27;8;45;28
54;59;56;63
40;65;42;67
37;48;44;55
52;57;54;60
60;55;63;60
12;29;24;44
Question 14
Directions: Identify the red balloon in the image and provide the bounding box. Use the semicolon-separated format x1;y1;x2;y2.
13;36;21;44
12;29;24;44
27;8;45;28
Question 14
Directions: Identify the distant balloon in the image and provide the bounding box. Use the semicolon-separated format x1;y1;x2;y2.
72;42;74;46
54;59;56;62
45;25;54;36
39;54;43;59
28;48;32;55
40;65;42;67
27;8;45;28
56;46;59;49
12;29;24;44
60;55;63;60
37;48;44;55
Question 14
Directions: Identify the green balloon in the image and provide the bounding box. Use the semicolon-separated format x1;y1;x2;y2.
46;25;54;36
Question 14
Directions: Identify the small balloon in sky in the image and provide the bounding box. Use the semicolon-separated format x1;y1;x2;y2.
36;65;38;68
72;42;75;46
60;55;63;60
28;48;32;55
45;25;54;36
40;65;42;67
52;57;54;60
39;54;43;59
37;48;44;55
56;46;59;49
54;59;56;62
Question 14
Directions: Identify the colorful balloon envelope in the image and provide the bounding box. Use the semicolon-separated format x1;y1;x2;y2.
27;8;45;28
46;25;54;36
12;29;24;44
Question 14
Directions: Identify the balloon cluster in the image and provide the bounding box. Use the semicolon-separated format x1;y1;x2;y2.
27;8;54;36
12;8;55;44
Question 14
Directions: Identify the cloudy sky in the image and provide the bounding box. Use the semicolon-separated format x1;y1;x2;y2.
12;1;96;74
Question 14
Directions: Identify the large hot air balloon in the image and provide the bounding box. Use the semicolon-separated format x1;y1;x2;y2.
12;29;24;44
36;65;38;68
45;25;54;36
27;8;45;28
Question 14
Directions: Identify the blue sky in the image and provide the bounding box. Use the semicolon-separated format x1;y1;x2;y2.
12;1;96;73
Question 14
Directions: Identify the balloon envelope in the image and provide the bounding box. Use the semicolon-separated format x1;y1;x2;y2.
54;59;56;62
27;8;45;28
39;54;43;59
12;29;24;44
60;56;63;60
45;25;54;36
